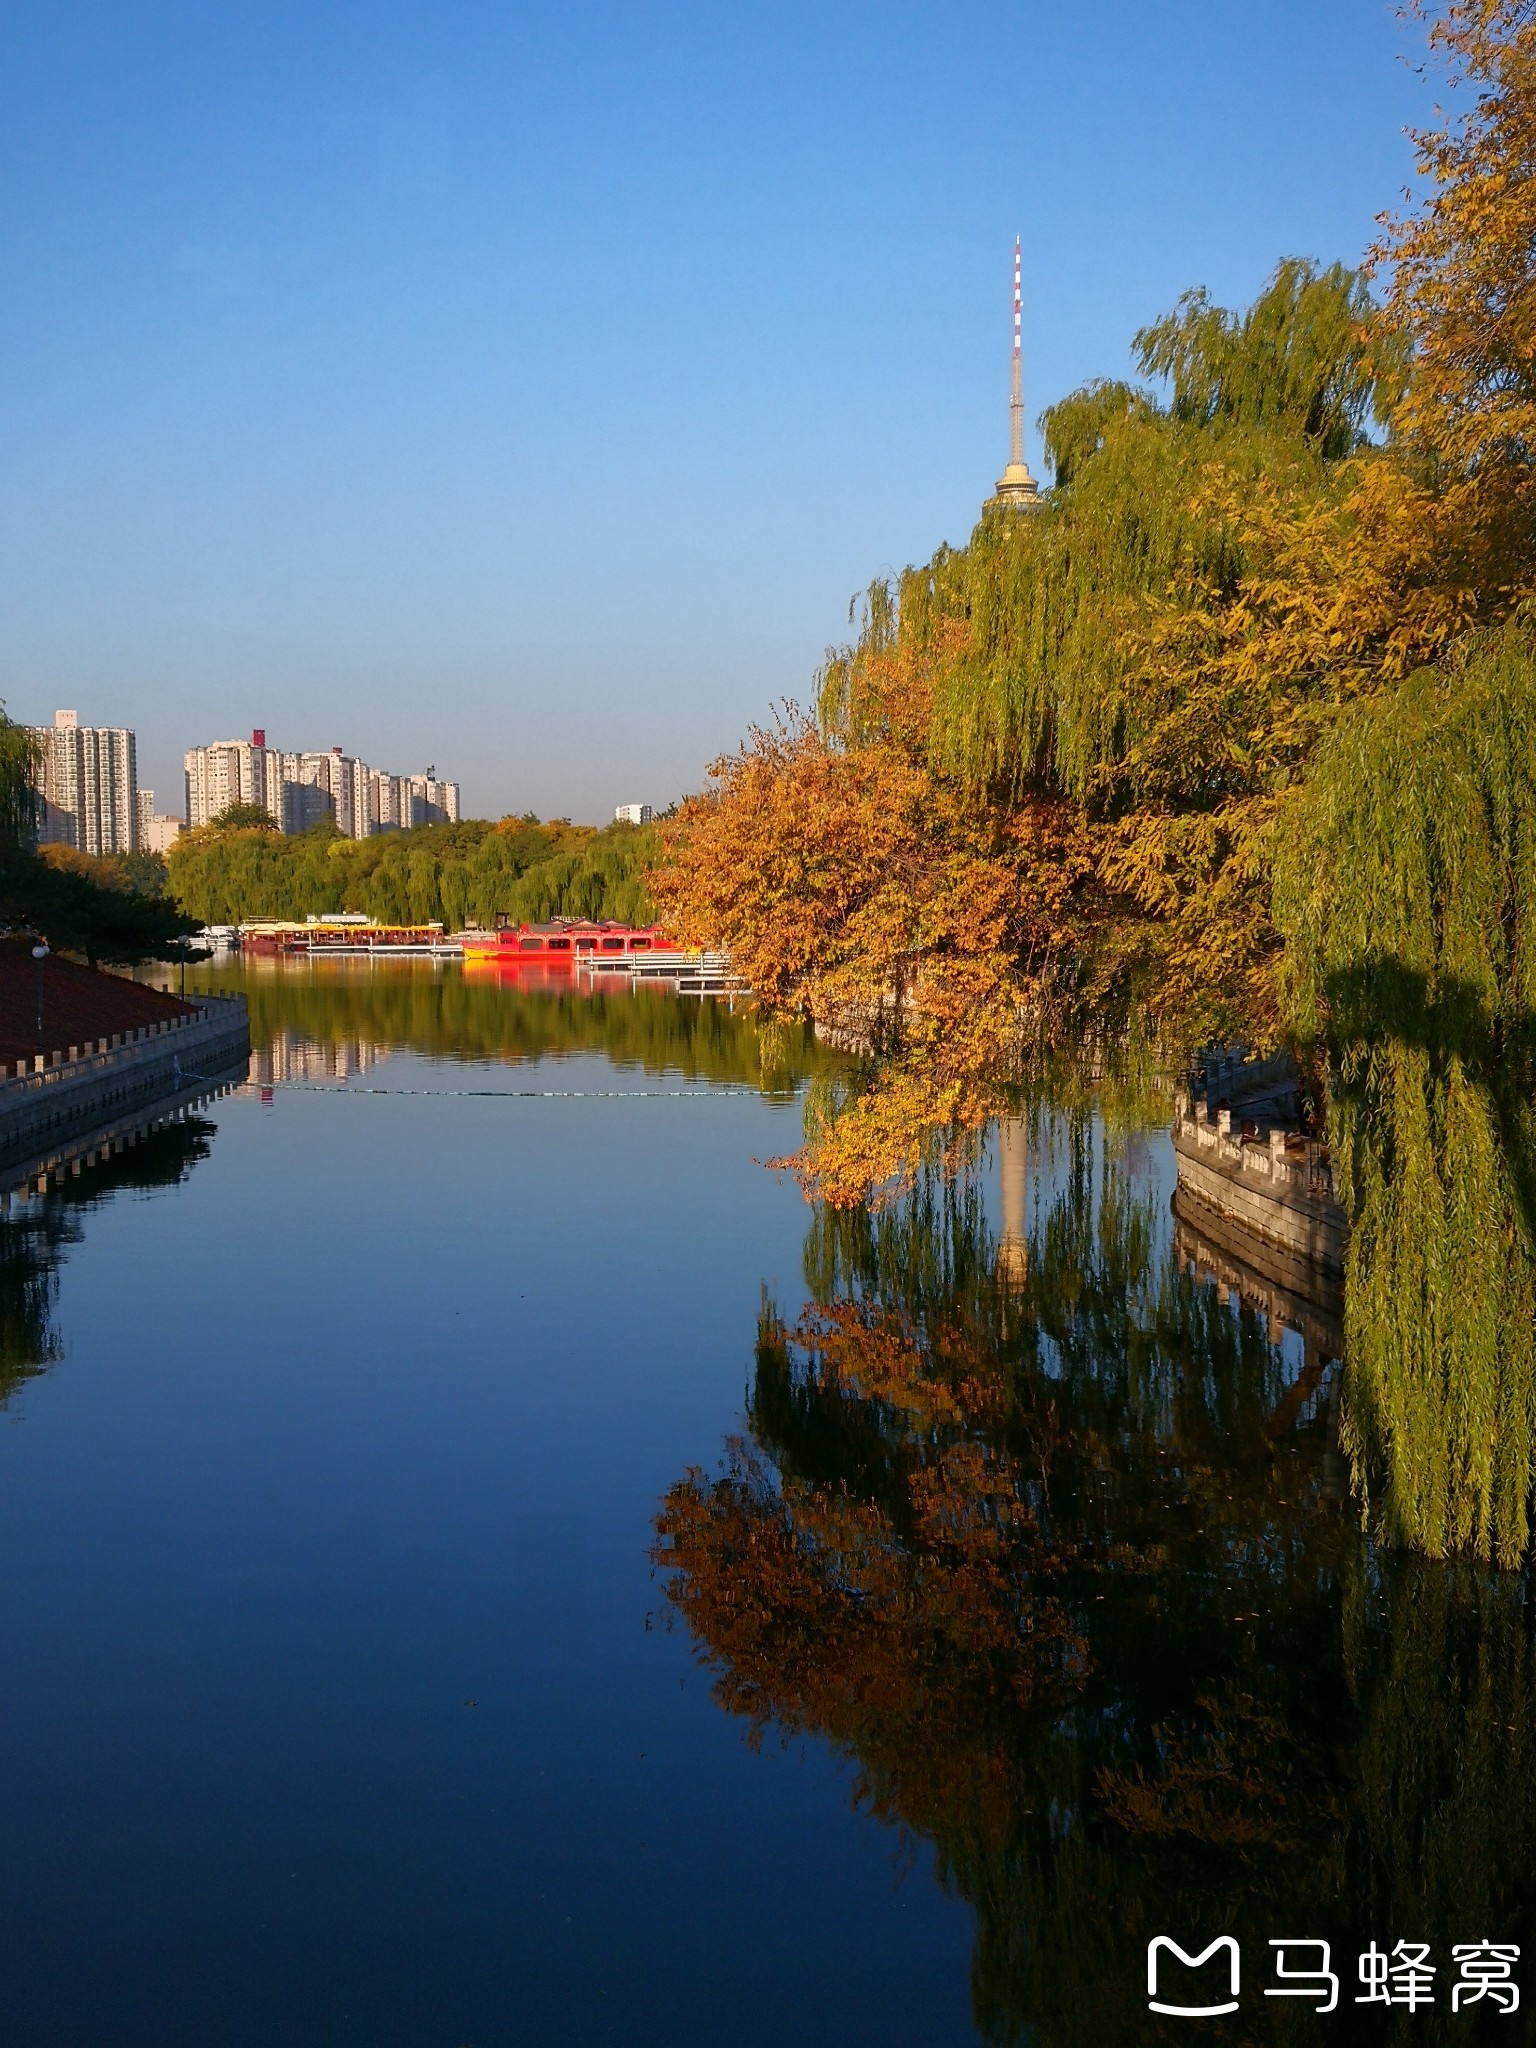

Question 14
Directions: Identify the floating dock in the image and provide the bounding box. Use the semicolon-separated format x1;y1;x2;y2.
576;950;743;997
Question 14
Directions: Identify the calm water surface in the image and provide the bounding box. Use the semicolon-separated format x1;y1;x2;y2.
0;961;1531;2046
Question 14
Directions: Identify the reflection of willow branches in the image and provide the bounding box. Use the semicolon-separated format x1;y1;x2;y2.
0;1118;215;1404
181;963;826;1097
658;1115;1536;2046
1341;1557;1536;2002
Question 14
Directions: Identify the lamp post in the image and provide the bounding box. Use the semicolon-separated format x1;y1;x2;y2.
30;941;49;1054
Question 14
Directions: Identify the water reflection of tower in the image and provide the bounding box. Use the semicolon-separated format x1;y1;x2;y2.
245;1035;391;1087
995;1116;1029;1289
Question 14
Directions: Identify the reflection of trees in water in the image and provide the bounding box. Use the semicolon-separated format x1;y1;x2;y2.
0;1118;215;1405
180;963;825;1096
658;1114;1536;2045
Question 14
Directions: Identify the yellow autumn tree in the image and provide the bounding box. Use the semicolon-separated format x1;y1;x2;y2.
1376;0;1536;584
652;636;1098;1204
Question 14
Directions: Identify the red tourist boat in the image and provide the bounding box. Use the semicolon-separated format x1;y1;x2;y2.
460;918;669;967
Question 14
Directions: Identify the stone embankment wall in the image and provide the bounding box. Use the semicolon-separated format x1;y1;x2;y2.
0;1068;246;1208
0;995;250;1170
1171;1069;1347;1279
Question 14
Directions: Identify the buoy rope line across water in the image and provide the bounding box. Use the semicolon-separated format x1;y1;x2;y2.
173;1061;793;1101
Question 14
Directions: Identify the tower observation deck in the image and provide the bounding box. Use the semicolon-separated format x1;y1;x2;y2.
987;238;1043;514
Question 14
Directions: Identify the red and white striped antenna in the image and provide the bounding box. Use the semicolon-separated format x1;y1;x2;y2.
992;235;1041;509
1009;236;1024;467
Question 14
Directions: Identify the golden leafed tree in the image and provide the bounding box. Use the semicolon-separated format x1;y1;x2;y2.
1377;0;1536;582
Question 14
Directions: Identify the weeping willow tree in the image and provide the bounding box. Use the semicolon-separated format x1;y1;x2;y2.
0;715;40;854
865;260;1404;792
783;250;1534;1561
1275;625;1536;1563
806;255;1451;1048
167;813;660;929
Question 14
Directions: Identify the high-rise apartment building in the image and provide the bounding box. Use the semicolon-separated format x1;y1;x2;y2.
284;749;358;835
183;730;460;839
184;730;285;830
29;709;139;855
406;772;459;827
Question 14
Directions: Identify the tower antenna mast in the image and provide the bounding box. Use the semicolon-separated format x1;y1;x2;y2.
990;236;1042;513
1011;236;1024;468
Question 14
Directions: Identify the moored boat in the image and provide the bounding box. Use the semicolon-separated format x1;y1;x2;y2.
241;919;453;956
460;918;668;966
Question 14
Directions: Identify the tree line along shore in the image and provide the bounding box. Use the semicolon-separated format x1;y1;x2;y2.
0;810;660;965
163;811;659;931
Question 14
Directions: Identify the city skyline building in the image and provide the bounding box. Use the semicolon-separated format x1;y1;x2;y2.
184;731;460;838
989;237;1043;515
136;790;184;855
29;709;139;856
183;732;285;831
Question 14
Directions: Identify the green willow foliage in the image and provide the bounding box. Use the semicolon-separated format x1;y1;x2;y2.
1275;626;1536;1562
809;255;1536;1564
833;259;1392;803
166;817;659;929
1134;256;1397;455
0;715;41;853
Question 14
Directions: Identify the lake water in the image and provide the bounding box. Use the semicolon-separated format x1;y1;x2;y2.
1;960;1532;2046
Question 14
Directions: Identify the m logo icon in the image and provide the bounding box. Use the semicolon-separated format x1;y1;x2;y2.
1147;1936;1241;2016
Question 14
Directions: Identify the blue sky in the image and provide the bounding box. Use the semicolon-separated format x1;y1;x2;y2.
0;1;1430;822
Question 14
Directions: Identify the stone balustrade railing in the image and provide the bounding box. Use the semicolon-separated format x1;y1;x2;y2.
0;994;249;1097
1174;1088;1336;1205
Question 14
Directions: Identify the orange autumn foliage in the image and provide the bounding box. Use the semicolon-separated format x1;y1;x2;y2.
1376;0;1536;583
651;692;1097;1205
655;1298;1090;1773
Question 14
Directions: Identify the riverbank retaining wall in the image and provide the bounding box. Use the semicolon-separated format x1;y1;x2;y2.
1171;1086;1348;1279
0;995;250;1170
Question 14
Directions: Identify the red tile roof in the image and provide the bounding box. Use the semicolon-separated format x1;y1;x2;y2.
0;939;192;1071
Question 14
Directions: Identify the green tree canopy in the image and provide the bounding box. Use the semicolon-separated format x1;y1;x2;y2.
167;815;661;929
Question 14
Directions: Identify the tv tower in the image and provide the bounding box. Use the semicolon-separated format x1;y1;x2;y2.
990;237;1043;512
